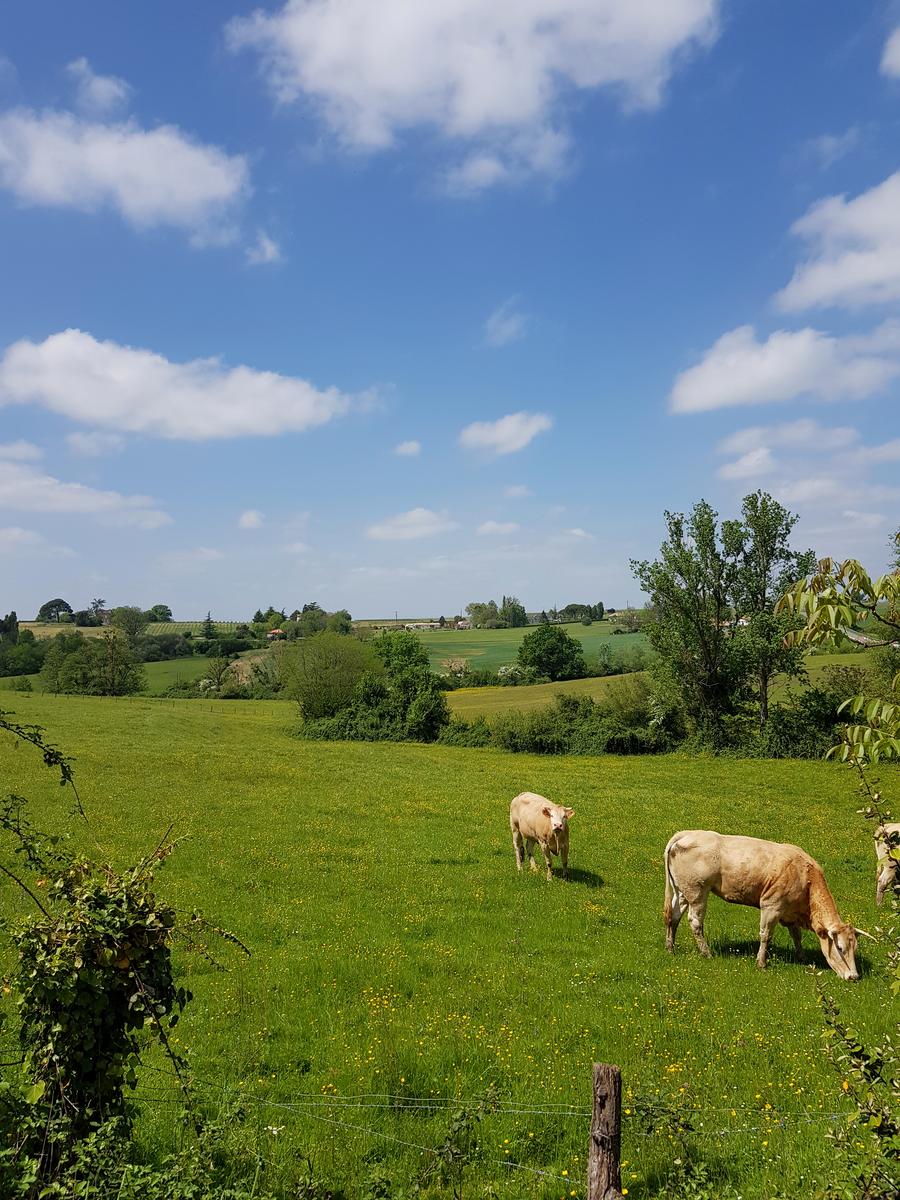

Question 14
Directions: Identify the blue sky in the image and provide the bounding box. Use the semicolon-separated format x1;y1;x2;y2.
1;1;899;620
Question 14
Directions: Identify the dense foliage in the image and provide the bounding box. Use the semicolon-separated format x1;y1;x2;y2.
516;622;587;681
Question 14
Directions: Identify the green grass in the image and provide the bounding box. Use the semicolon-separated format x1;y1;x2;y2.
145;621;243;635
0;693;893;1198
416;621;649;671
447;673;637;718
0;657;211;696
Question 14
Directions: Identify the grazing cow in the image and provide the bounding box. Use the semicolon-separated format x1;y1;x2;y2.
875;822;900;907
510;792;574;881
663;830;863;980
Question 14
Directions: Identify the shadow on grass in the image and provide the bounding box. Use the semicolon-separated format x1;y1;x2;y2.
565;865;605;889
710;934;873;975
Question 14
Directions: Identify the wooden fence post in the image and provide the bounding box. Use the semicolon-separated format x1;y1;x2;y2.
587;1063;623;1200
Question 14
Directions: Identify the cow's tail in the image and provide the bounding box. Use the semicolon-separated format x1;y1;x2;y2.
663;835;683;929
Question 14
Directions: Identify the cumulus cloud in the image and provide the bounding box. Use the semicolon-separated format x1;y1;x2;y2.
717;447;776;480
0;438;42;460
0;107;248;242
459;410;552;455
567;527;592;538
228;0;720;189
0;525;43;551
670;323;900;413
881;27;900;77
477;520;520;535
484;298;528;347
394;439;421;456
0;328;361;440
238;508;264;529
65;57;132;116
246;229;282;264
367;507;458;540
66;431;125;456
776;172;900;310
504;483;531;498
0;460;170;528
717;419;860;457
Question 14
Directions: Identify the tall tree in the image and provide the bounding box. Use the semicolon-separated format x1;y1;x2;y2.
632;501;745;747
145;603;173;622
37;598;72;623
517;623;587;681
0;611;18;645
499;595;528;627
109;606;150;645
723;491;815;730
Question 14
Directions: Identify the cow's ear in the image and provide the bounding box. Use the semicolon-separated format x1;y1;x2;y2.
541;806;552;817
564;807;575;818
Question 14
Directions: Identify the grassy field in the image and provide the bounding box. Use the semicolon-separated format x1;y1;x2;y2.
0;656;212;696
0;694;893;1198
415;621;649;671
447;673;635;718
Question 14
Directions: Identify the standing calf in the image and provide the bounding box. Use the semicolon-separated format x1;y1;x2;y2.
875;822;900;906
510;792;574;881
664;830;863;980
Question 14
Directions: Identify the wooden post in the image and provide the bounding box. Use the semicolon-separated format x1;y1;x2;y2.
587;1063;623;1200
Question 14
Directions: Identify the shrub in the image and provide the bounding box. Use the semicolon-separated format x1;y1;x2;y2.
517;624;587;681
280;631;379;719
438;716;492;747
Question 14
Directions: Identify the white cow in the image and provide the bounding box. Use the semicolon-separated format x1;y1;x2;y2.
509;792;574;881
664;829;863;980
875;822;900;907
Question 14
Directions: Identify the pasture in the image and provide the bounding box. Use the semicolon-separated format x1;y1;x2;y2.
415;621;649;671
0;694;893;1198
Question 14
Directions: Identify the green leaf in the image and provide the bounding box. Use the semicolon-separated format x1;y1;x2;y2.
24;1080;45;1104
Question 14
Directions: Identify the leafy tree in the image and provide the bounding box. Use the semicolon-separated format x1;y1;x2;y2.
72;608;102;627
202;655;234;690
281;631;379;719
296;606;327;636
723;491;815;730
144;603;173;622
465;600;499;628
253;608;265;623
0;610;18;644
37;598;72;623
109;605;149;644
499;595;528;627
539;610;549;624
632;501;746;747
517;623;587;681
38;633;84;693
201;611;216;638
326;608;353;635
593;601;605;621
89;596;105;617
54;632;144;696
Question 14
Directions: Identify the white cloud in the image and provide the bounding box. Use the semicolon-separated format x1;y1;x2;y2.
567;527;592;538
0;460;170;528
0;328;361;440
238;508;264;529
504;483;531;498
881;27;900;78
394;439;421;456
841;509;886;530
798;127;859;172
0;525;43;551
367;507;458;540
851;437;900;464
716;447;776;480
228;0;720;189
66;430;125;456
246;229;282;265
717;419;860;457
776;172;900;310
670;323;900;413
0;108;248;242
459;410;552;455
484;298;528;347
477;520;520;535
0;438;42;460
65;57;132;117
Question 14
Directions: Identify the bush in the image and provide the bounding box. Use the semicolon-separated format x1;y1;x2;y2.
438;716;492;747
517;624;587;681
281;632;379;719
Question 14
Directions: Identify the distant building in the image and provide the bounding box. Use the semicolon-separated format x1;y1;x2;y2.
404;621;442;631
455;619;471;630
266;628;285;639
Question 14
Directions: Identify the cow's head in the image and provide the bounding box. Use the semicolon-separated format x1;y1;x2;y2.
816;923;860;981
541;805;574;834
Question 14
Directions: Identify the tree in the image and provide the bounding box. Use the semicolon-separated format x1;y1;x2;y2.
438;615;446;628
517;623;587;681
253;609;265;624
0;610;18;645
144;603;173;622
90;597;106;618
592;601;605;621
465;600;499;628
202;656;234;690
723;491;815;730
37;598;72;623
499;595;528;627
109;606;150;645
202;611;216;638
73;609;102;627
632;501;746;747
325;608;353;635
281;632;379;719
46;631;144;696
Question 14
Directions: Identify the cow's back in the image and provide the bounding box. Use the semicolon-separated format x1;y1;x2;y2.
510;791;549;836
668;830;816;912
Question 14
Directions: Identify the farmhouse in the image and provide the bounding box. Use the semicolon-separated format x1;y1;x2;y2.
404;621;442;631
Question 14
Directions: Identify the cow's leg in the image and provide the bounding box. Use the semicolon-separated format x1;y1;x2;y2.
786;923;805;962
686;893;711;958
757;907;779;970
560;838;569;881
665;886;684;953
876;862;894;907
512;829;525;872
525;838;539;872
539;841;554;881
